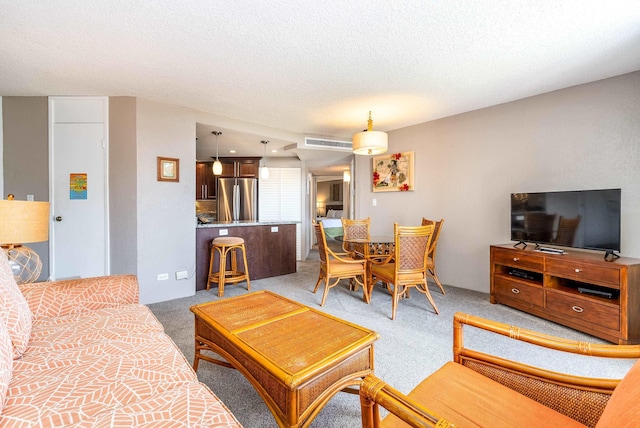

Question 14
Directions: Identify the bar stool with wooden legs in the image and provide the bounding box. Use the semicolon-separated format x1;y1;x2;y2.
207;237;250;297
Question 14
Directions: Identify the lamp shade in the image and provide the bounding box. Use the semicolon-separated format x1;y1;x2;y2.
0;199;50;284
352;111;388;155
352;131;388;155
0;200;50;245
212;160;223;175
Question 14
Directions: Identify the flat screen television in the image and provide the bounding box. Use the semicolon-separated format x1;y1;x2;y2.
511;188;621;254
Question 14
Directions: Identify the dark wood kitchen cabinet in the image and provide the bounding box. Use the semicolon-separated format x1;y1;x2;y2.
196;161;216;199
219;158;260;178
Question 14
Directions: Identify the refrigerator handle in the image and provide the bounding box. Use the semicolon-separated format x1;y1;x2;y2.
233;183;239;221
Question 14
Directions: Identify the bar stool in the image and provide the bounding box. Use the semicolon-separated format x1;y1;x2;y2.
207;237;251;297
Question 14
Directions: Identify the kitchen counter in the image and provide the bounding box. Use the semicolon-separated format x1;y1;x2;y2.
196;222;297;291
197;220;298;228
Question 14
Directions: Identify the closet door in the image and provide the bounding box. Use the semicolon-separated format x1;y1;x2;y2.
49;96;109;279
258;167;302;260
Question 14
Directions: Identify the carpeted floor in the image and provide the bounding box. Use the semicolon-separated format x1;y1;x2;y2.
148;251;635;427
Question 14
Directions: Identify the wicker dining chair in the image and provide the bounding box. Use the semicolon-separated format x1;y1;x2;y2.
313;222;370;306
341;217;370;259
421;217;445;294
369;223;437;320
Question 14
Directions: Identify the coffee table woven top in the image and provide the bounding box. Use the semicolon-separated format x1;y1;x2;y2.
191;290;379;381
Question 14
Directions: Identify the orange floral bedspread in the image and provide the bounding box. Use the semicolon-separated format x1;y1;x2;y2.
0;263;241;427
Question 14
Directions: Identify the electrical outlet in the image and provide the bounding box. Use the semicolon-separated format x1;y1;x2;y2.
271;226;279;232
372;198;377;207
219;229;228;236
175;270;188;280
157;273;169;281
27;194;34;201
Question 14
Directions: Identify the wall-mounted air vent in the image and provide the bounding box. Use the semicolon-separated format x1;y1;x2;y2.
304;137;352;151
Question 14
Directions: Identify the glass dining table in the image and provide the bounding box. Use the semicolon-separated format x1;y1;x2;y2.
335;235;395;259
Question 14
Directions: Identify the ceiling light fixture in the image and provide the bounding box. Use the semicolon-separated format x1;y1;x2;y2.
260;140;269;179
352;111;388;155
211;131;223;175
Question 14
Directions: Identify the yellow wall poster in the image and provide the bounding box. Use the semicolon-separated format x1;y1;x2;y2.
70;173;87;199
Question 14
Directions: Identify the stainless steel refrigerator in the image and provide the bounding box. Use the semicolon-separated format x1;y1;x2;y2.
217;177;258;222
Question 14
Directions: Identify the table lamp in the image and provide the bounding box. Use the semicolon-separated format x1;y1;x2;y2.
0;195;50;283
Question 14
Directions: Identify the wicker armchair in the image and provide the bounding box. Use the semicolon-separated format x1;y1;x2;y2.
421;218;445;294
360;312;640;428
369;223;436;320
342;217;371;259
312;222;369;306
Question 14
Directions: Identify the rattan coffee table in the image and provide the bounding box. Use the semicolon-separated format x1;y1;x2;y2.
191;290;379;428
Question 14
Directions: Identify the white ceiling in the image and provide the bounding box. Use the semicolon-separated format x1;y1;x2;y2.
2;1;640;174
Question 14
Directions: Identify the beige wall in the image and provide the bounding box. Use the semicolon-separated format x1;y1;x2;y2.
2;97;50;281
135;98;197;303
355;71;640;293
109;97;138;275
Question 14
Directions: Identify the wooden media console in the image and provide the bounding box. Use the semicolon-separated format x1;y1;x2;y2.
490;244;640;344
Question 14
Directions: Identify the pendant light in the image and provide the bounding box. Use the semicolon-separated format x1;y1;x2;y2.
352;111;388;155
212;131;223;175
260;140;269;179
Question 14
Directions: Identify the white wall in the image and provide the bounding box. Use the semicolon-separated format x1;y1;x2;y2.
355;71;640;293
135;99;197;304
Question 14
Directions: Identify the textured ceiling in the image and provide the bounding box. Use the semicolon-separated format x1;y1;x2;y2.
2;1;640;172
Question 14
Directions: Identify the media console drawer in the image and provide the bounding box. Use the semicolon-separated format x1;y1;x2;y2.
492;251;543;271
494;277;543;308
546;259;620;287
490;244;640;344
545;290;620;331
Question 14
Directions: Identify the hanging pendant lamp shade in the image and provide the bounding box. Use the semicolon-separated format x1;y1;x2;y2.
212;160;222;175
260;140;269;179
352;111;388;155
212;131;223;175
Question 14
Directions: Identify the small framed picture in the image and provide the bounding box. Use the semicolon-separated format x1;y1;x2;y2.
157;157;180;182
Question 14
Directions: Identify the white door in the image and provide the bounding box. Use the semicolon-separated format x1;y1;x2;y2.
49;97;109;279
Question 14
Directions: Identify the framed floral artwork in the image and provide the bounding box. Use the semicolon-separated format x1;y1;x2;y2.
372;151;414;192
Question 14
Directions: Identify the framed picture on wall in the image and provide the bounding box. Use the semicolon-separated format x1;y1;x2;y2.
330;183;343;201
372;151;414;192
157;157;180;182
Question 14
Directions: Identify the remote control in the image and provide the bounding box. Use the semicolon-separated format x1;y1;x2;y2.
536;247;566;254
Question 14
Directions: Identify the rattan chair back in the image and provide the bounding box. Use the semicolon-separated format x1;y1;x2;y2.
314;222;330;265
313;222;369;306
341;217;370;258
421;217;446;294
369;223;438;320
395;224;431;272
